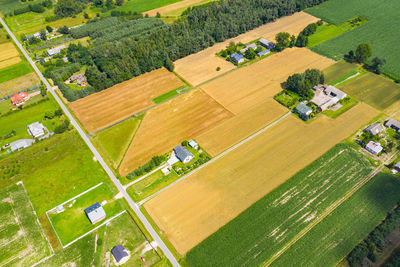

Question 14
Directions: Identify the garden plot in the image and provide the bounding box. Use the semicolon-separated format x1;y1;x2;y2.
0;183;51;266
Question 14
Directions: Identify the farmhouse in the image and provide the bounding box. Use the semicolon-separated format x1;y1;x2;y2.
365;141;383;155
364;123;384;135
385;119;400;132
311;84;347;111
9;139;33;152
27;122;46;138
188;139;199;150
240;43;258;54
47;45;66;56
111;245;130;265
258;38;275;49
257;49;270;57
230;53;244;64
296;103;312;121
84;202;106;224
173;145;194;164
69;74;87;86
10;92;28;106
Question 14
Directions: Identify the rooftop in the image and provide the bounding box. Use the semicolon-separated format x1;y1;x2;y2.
84;202;106;224
296;103;312;115
27;122;45;138
111;245;129;263
173;145;194;162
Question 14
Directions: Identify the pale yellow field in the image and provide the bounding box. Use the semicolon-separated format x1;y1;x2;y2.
196;99;287;156
201;47;334;114
0;72;40;98
0;42;19;62
145;0;210;17
119;89;233;176
145;103;379;255
174;12;320;85
69;68;184;133
0;56;21;69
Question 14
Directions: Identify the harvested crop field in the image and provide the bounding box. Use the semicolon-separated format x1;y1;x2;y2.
0;72;40;98
144;103;379;254
197;99;287;156
174;12;319;85
145;0;210;17
119;89;233;176
0;42;19;62
69;68;184;133
0;56;21;69
201;48;334;114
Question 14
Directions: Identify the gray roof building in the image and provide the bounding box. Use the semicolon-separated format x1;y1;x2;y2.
365;141;383;155
364;123;384;135
230;53;244;64
188;139;199;149
324;85;347;100
240;43;258;54
84;202;106;224
47;45;66;56
257;49;270;57
259;38;275;49
296;103;312;120
385;119;400;131
111;245;129;264
173;145;194;164
27;122;46;138
10;139;33;152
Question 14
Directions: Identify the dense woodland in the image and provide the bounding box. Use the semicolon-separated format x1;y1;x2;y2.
49;0;328;100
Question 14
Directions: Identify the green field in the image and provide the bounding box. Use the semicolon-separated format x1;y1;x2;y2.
99;0;183;15
49;184;123;245
91;117;141;169
323;60;359;84
272;173;400;267
0;0;43;13
306;0;400;79
338;72;400;110
0;183;50;266
6;9;53;32
0;60;32;83
186;144;374;267
153;89;180;104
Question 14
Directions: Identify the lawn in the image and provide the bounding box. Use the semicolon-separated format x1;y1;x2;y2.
48;184;124;245
0;183;51;266
91;117;141;169
0;60;32;83
153;88;180;104
323;60;359;84
323;96;358;119
186;144;374;267
338;72;400;110
306;0;400;79
272;173;400;267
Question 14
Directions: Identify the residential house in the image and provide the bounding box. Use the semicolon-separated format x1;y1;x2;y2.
365;141;383;155
385;119;400;132
257;49;270;57
173;145;194;164
47;45;66;56
111;245;130;265
84;202;106;224
70;74;87;86
395;162;400;172
188;139;199;150
26;30;48;40
9;139;33;152
11;92;28;106
239;43;258;54
311;85;347;111
258;38;275;49
27;122;46;138
364;123;384;135
230;53;244;64
296;103;312;121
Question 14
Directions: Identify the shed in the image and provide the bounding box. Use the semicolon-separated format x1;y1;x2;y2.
258;38;275;49
10;139;33;152
111;245;130;265
365;141;383;155
27;122;46;138
84;202;106;224
239;43;257;54
188;139;199;150
47;45;66;56
173;145;194;164
385;119;400;132
364;123;384;135
257;49;270;57
296;103;312;121
230;53;244;64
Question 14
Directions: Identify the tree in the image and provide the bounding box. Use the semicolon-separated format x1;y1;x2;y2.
371;57;386;74
295;34;308;47
164;56;174;72
301;23;317;36
94;0;103;7
46;25;53;33
275;32;290;51
106;0;114;10
54;0;84;18
39;29;47;40
40;83;47;96
58;26;69;34
289;35;296;47
355;43;372;63
244;47;256;60
116;0;123;6
20;34;27;42
156;12;161;18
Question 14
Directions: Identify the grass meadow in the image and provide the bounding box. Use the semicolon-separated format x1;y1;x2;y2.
323;61;359;85
186;144;374;267
272;173;400;267
306;0;400;79
0;183;50;266
0;60;32;83
338;72;400;110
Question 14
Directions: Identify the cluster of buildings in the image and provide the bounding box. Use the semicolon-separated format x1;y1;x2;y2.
66;73;87;87
230;38;275;64
362;119;400;156
5;122;47;153
167;139;199;166
10;90;42;107
311;84;347;111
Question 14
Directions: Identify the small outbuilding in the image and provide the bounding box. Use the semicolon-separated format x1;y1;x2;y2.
364;123;384;135
173;145;194;164
385;119;400;132
47;45;66;56
296;103;313;121
258;38;275;49
257;49;270;57
230;53;244;64
27;122;46;138
239;43;258;54
111;245;130;265
365;141;383;155
9;139;33;152
395;162;400;172
188;139;199;150
84;202;106;224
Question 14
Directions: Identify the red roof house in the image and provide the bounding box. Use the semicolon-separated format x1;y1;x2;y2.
11;92;28;106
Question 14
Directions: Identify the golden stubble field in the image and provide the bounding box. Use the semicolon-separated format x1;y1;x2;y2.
144;103;379;255
69;68;184;133
144;0;209;17
119;89;234;176
0;42;20;69
174;12;320;86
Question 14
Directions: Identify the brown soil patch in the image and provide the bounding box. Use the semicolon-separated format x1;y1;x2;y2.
174;12;320;86
0;72;40;98
119;89;233;175
144;103;379;255
69;68;184;133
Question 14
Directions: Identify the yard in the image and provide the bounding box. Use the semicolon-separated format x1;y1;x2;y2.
272;173;400;267
186;144;374;266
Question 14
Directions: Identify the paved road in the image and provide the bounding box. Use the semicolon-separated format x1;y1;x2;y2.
0;17;180;267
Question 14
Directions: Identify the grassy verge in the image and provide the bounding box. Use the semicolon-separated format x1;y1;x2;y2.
153;88;180;104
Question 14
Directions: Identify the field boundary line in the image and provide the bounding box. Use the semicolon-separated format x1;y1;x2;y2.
45;211;64;247
137;111;291;206
63;210;126;248
124;163;168;189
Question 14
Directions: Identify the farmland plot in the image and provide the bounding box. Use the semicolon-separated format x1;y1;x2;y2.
272;173;400;267
145;0;211;17
174;12;320;86
69;68;184;133
145;103;379;254
186;144;375;266
0;72;41;98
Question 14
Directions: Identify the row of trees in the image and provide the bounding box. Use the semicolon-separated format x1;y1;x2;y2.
345;43;387;74
274;21;321;50
286;69;324;99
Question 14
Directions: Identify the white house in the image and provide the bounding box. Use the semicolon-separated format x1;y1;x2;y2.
84;202;106;224
365;141;383;155
311;85;347;111
27;122;46;138
47;45;66;56
188;139;199;150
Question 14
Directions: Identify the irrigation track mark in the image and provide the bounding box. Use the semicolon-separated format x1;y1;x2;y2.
137;111;291;206
264;152;398;266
